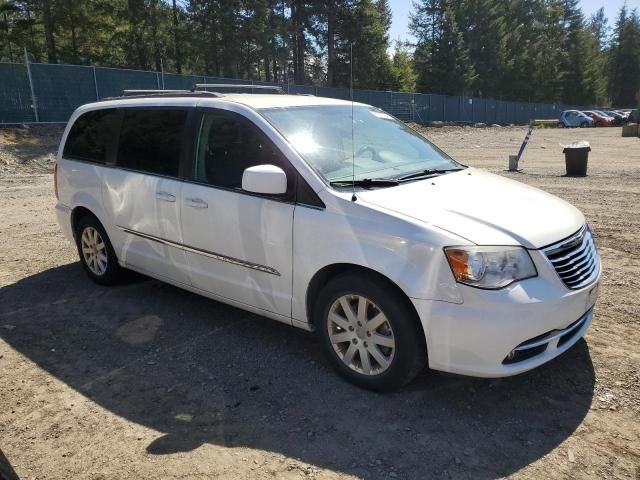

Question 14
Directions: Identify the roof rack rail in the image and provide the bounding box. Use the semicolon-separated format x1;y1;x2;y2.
194;83;284;93
122;89;190;96
103;89;222;102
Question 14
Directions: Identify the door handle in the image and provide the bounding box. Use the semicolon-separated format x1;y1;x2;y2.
184;197;208;209
156;191;176;202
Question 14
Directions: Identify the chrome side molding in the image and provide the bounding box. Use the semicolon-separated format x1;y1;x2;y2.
117;226;281;276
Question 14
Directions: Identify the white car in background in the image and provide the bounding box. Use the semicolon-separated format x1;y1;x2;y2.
55;92;600;390
559;110;594;128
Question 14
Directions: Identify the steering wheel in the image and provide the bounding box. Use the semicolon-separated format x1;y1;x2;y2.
354;146;383;162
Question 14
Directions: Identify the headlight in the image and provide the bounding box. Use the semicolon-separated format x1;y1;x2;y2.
444;246;537;289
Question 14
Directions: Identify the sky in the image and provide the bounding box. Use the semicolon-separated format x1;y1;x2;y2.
388;0;640;46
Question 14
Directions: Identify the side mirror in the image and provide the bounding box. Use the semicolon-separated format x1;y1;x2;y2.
242;165;287;195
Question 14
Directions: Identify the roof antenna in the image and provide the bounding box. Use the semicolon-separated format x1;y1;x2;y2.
350;41;356;202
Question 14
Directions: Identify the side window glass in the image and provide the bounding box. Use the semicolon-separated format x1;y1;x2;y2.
194;109;292;192
117;108;187;177
63;108;119;163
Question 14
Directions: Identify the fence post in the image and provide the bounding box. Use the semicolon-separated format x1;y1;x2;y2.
410;94;414;122
156;72;160;89
92;66;99;100
160;59;165;89
23;47;39;122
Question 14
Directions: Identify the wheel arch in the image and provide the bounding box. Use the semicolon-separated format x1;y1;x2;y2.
70;206;98;239
70;205;112;247
305;263;425;340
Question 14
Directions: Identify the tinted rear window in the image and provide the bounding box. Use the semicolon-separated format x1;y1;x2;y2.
117;109;188;177
63;108;119;163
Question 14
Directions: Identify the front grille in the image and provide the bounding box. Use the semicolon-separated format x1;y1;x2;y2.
542;225;599;289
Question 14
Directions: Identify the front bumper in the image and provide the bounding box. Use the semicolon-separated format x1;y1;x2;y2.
412;251;600;377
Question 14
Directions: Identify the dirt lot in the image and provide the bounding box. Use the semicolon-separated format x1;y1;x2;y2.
1;124;639;480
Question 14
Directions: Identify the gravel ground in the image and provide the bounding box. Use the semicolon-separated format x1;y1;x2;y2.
0;124;639;480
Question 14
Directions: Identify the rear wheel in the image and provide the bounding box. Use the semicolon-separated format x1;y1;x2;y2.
316;273;426;391
75;215;125;285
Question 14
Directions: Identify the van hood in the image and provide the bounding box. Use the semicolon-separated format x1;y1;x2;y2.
357;168;585;249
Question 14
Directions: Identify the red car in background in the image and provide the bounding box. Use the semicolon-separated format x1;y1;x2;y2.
582;110;612;127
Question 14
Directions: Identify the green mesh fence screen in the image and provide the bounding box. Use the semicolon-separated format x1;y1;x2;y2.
0;61;572;125
0;63;34;122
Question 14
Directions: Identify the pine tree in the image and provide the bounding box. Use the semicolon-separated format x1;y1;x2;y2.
609;6;640;106
453;0;506;98
0;0;633;104
391;40;417;91
582;7;608;105
589;7;608;49
330;0;394;89
0;0;18;62
411;0;475;95
559;0;591;105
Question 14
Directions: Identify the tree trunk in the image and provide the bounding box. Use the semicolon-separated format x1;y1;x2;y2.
42;0;57;63
150;0;161;72
3;10;14;62
246;41;251;80
296;21;305;83
172;0;182;73
264;54;271;81
25;8;38;61
327;0;335;87
273;57;278;83
292;0;305;84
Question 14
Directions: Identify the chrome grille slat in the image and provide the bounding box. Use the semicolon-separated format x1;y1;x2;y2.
553;248;594;273
560;254;596;278
556;257;592;276
563;259;596;284
548;236;594;265
542;226;599;289
550;244;591;268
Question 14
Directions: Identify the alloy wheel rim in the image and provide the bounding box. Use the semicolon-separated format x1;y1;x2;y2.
327;294;395;376
81;227;108;276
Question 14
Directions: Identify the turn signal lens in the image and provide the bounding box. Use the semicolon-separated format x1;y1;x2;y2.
444;246;537;289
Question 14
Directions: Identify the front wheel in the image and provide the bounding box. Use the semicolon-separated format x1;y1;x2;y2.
580;122;589;128
315;273;426;391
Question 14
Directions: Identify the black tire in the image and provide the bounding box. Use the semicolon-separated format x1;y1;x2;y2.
315;273;427;391
580;121;588;128
75;215;125;285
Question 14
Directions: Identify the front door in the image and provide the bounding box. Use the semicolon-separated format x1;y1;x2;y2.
180;108;295;318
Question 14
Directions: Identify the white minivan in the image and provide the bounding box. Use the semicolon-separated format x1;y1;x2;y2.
55;91;600;390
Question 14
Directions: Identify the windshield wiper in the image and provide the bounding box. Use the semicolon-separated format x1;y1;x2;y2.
329;178;400;188
395;168;463;182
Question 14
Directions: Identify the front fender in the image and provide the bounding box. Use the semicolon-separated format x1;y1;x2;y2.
291;195;464;324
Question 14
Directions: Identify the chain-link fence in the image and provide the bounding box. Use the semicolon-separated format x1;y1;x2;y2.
1;61;578;125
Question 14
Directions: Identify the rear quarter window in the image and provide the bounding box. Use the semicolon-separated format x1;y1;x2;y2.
63;108;119;163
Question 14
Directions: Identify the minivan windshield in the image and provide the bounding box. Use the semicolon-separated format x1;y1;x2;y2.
260;105;463;186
